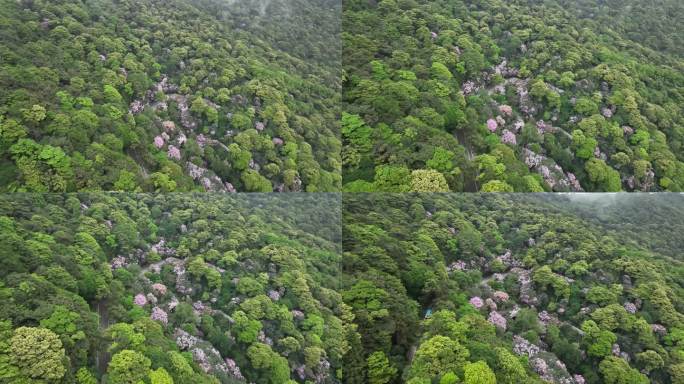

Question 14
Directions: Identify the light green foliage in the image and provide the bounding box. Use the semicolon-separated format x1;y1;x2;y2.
150;367;174;384
107;349;151;384
367;351;397;384
463;361;496;384
410;169;450;192
409;335;469;380
10;327;66;381
599;356;649;384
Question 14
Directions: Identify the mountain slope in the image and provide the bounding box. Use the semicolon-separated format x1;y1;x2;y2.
0;193;353;383
342;193;684;383
342;0;684;192
0;0;341;192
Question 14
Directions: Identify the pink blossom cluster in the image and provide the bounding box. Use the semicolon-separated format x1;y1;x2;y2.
523;149;544;168
612;343;621;356
154;135;165;149
177;133;187;145
146;293;157;305
502;129;516;145
513;335;540;357
532;358;548;376
175;329;198;350
268;290;281;301
192;348;211;373
499;105;513;116
187;162;206;180
152;283;167;296
292;309;305;320
623;126;634;136
538;311;552;324
574;374;586;384
111;256;127;269
151;307;168;325
487;119;498;132
134;293;148;307
651;324;667;335
255;122;265;131
536;120;548;135
567;173;582;191
225;358;244;380
193;301;205;313
430;31;438;39
462;81;476;95
295;365;306;380
469;296;484;309
447;261;467;272
514;119;524;132
168;297;179;312
493;291;509;302
488;311;506;330
167;145;181;160
601;107;613;118
272;137;284;146
623;302;637;314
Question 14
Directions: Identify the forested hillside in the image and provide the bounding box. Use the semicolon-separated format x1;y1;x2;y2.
342;0;684;192
0;0;341;192
342;193;684;383
0;193;356;383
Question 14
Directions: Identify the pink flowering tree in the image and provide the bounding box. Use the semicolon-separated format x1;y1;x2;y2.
134;293;147;307
167;145;181;160
499;105;513;116
153;136;165;149
488;311;507;330
487;119;498;132
493;291;509;302
469;296;484;309
502;129;516;145
151;307;168;325
151;283;167;296
623;302;637;314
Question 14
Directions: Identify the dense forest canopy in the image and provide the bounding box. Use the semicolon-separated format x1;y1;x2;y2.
0;193;355;383
342;0;684;192
0;0;341;192
341;193;684;383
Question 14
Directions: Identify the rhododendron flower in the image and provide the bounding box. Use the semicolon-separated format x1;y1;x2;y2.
153;135;165;149
167;145;181;160
469;296;484;308
499;105;513;116
624;302;637;314
487;119;498;132
151;306;168;324
493;291;509;302
152;283;167;296
502;129;516;145
488;310;507;330
134;293;147;306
